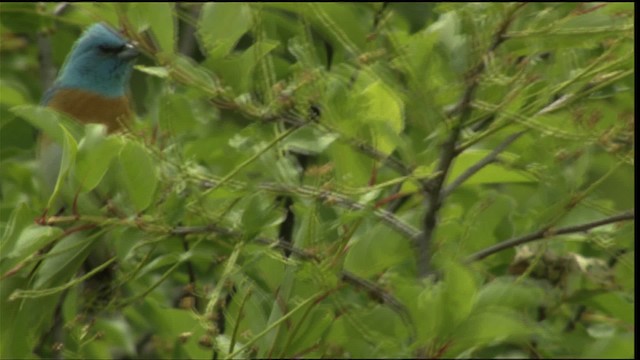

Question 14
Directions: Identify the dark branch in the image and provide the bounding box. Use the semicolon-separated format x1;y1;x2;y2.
417;3;527;277
465;211;635;263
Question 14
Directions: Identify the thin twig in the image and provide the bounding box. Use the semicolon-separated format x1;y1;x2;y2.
465;210;634;263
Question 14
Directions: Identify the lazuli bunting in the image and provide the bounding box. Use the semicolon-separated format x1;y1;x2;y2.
39;23;138;197
42;23;138;132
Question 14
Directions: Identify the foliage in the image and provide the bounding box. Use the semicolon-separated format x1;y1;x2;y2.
0;3;634;359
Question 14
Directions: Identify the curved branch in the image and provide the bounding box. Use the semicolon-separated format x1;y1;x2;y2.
465;210;634;263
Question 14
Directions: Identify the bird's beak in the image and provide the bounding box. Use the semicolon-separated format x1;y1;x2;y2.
118;43;139;61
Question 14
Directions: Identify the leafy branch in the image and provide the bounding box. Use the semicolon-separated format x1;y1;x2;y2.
24;213;411;331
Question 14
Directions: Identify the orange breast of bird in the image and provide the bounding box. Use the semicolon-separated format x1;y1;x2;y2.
47;88;133;133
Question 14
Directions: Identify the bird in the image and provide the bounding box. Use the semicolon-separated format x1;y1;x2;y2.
38;22;139;314
39;22;139;201
42;22;139;132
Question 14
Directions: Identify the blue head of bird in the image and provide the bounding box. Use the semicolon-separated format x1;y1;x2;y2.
46;23;139;101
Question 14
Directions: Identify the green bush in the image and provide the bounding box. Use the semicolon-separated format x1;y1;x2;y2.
0;3;634;358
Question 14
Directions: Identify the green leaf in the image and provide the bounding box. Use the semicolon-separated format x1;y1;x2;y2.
241;193;284;238
0;112;37;154
93;318;136;357
414;282;445;341
118;141;158;212
582;333;634;359
134;65;169;78
400;150;535;193
0;80;28;106
460;193;515;254
286;306;334;355
344;221;412;278
428;11;468;73
205;40;280;94
282;126;338;154
1;275;36;358
327;141;374;187
124;298;211;359
447;309;533;356
135;253;184;280
587;323;616;339
74;124;123;192
198;3;253;57
0;233;96;359
170;55;219;96
32;233;97;289
10;105;81;144
48;127;78;210
0;225;62;275
360;81;405;156
10;105;80;208
583;291;634;324
128;3;175;55
449;149;536;185
0;204;34;260
441;261;477;330
475;277;546;311
267;3;367;56
158;93;198;134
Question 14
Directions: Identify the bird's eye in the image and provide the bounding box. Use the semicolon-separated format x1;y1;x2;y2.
98;44;126;54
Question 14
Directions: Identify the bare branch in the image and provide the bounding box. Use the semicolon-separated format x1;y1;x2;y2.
465;210;635;263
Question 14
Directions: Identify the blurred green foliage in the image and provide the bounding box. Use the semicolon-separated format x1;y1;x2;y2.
0;3;634;359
